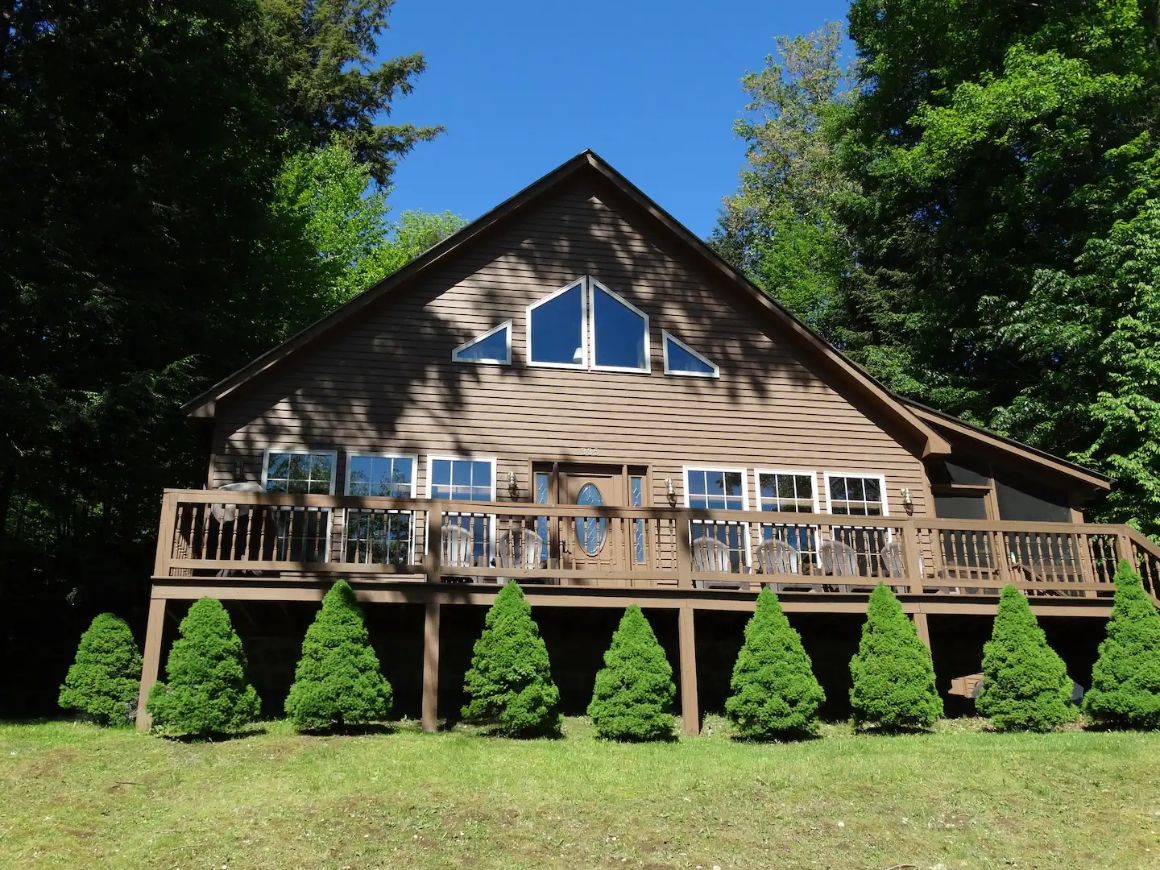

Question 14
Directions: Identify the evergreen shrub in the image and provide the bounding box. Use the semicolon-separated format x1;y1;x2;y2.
977;585;1075;732
726;588;825;739
1083;560;1160;729
146;598;261;737
285;580;392;731
58;613;143;725
461;582;561;737
849;584;942;730
588;605;676;741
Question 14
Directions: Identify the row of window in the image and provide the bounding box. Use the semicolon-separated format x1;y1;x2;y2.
451;276;719;378
262;450;888;516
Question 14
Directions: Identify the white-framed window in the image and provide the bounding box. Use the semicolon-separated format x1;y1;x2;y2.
344;453;417;567
824;471;889;571
662;331;718;378
684;465;750;570
452;321;512;365
427;455;497;563
755;469;819;569
261;448;337;562
526;276;650;373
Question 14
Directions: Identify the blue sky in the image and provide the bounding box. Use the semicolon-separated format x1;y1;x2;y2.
383;1;851;239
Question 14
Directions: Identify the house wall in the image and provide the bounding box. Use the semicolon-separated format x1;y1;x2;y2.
207;174;931;523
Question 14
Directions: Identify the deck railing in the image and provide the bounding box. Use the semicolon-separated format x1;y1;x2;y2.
152;489;1160;602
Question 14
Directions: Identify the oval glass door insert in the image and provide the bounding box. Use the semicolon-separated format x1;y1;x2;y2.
574;483;608;556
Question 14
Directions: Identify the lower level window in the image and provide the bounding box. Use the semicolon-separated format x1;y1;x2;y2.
826;473;889;570
345;454;417;566
429;456;496;564
261;449;336;562
757;470;819;568
685;467;749;570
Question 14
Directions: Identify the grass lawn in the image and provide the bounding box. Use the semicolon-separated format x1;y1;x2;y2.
1;718;1158;869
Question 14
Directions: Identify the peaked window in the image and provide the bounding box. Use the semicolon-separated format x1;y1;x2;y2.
526;277;649;372
528;280;586;367
452;321;511;364
662;331;718;377
591;281;649;371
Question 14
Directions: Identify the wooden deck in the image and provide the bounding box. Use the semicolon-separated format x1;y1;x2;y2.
152;489;1160;605
137;489;1160;734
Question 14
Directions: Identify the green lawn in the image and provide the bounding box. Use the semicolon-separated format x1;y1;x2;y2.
1;718;1158;869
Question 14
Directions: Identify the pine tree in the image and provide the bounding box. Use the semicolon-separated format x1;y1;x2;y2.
726;588;825;739
285;580;392;731
978;585;1075;732
58;613;143;726
849;584;942;731
1083;560;1160;729
588;606;676;741
461;582;561;737
147;598;261;737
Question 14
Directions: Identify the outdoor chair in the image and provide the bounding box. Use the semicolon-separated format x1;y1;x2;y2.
209;481;266;576
756;538;812;592
819;539;860;593
692;536;745;590
878;541;910;593
440;523;476;583
494;528;546;584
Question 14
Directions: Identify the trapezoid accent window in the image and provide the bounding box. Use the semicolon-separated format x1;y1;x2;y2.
662;331;718;378
526;277;650;372
452;321;511;365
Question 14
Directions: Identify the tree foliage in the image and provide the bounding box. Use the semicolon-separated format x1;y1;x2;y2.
1083;560;1160;729
977;586;1075;732
0;0;442;694
849;584;942;731
285;580;392;731
588;606;676;741
58;613;143;726
712;22;859;341
725;588;825;739
147;598;261;737
461;583;561;738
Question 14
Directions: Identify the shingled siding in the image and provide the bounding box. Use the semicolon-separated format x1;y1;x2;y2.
208;174;930;522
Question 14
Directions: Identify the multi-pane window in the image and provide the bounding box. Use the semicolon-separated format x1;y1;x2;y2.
344;454;416;567
756;470;818;568
527;277;649;372
262;450;336;562
826;473;889;571
685;467;748;570
429;457;496;562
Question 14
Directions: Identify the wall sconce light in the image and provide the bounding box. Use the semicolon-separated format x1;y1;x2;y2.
900;488;913;509
507;471;519;500
233;460;245;482
665;478;677;507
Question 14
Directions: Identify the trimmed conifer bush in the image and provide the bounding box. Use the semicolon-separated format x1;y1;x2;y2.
1083;560;1160;729
146;598;261;737
977;585;1075;732
285;580;393;731
588;605;676;741
461;582;561;737
58;613;143;725
726;588;825;739
849;583;942;731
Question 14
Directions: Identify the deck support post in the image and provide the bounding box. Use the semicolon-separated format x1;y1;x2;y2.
135;595;167;731
678;604;699;736
422;601;441;732
913;610;932;651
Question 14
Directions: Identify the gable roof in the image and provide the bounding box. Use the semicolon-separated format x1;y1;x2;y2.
185;150;955;457
901;398;1111;491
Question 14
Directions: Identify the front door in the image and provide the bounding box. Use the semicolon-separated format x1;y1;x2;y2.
558;464;624;577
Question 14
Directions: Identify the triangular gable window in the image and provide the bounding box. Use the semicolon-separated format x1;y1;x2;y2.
452;321;511;364
662;331;718;378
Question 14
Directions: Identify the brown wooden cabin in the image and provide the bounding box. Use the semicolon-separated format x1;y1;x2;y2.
137;151;1160;732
